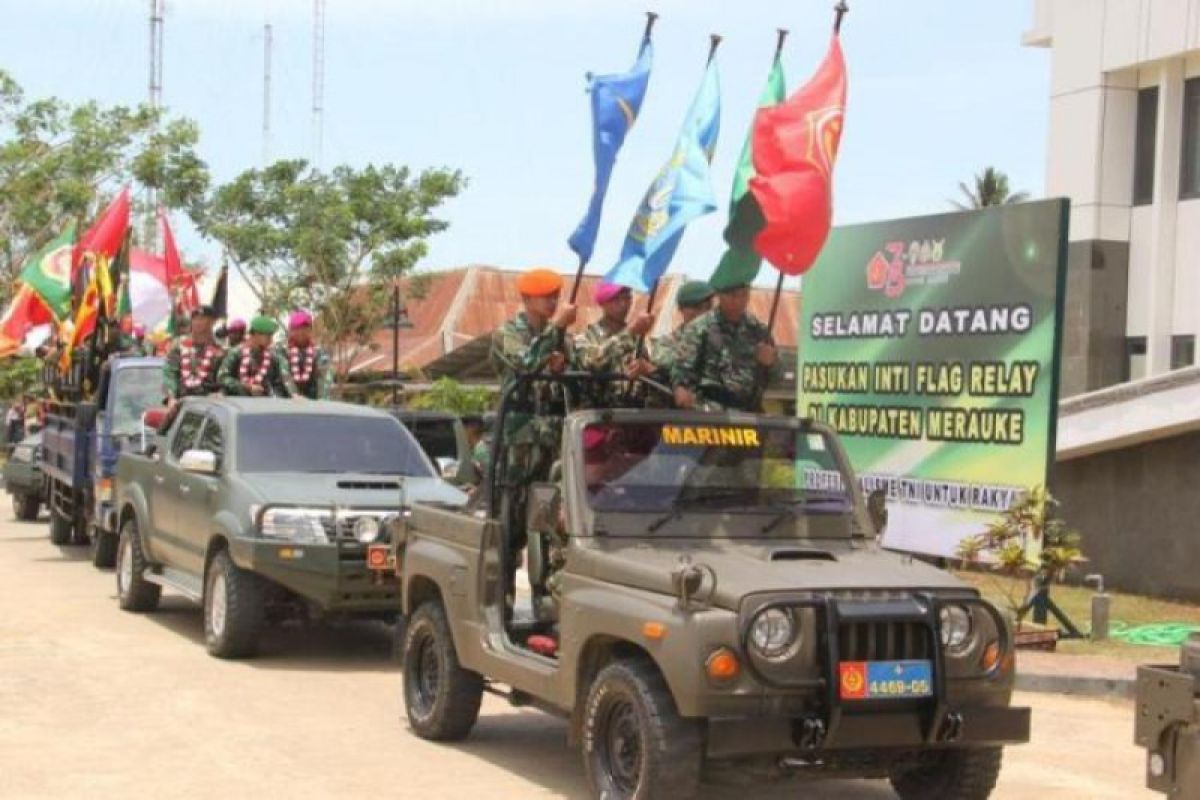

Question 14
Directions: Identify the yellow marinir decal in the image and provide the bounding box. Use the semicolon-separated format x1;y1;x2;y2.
661;425;761;447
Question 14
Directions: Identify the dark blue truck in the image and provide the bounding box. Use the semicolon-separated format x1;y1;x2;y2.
41;355;164;566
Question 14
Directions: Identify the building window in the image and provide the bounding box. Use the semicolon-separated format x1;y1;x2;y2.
1133;87;1159;205
1171;335;1196;370
1181;79;1200;199
1124;337;1148;382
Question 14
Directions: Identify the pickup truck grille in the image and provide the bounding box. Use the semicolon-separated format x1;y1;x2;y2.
320;511;392;542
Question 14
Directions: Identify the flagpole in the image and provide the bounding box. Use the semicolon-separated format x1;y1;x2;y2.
834;1;850;34
568;10;660;307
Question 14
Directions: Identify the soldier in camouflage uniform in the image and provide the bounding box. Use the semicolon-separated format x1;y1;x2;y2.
489;268;576;596
163;306;226;406
650;279;714;376
279;310;333;399
573;282;655;408
217;316;290;397
670;281;780;412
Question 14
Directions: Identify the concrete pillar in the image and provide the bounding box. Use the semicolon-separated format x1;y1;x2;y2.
1146;60;1184;375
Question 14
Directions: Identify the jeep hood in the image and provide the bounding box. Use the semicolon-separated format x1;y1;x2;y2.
241;472;466;510
574;539;969;611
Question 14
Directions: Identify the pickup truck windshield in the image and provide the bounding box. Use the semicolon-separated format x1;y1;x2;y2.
237;415;433;476
583;421;853;515
111;367;166;437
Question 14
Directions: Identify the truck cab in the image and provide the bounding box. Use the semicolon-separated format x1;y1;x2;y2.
396;373;1030;800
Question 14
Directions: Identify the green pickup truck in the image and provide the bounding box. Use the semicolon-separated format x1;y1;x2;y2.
114;397;466;658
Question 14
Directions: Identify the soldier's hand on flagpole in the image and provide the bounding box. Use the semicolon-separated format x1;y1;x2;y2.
552;304;577;330
624;357;654;381
547;351;568;374
627;313;655;337
674;386;696;409
755;343;777;367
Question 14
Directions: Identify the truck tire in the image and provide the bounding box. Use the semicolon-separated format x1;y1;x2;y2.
116;518;161;612
402;600;483;741
49;508;73;545
91;529;118;569
13;493;40;521
71;515;90;546
204;550;265;659
582;658;702;800
890;746;1004;800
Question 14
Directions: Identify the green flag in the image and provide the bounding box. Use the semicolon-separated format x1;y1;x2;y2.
19;225;76;321
711;56;786;290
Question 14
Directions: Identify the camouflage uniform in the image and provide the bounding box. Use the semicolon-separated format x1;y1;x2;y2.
573;319;645;408
278;342;333;399
670;309;782;412
217;344;289;397
164;338;226;401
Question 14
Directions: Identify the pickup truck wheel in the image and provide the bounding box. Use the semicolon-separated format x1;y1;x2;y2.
890;746;1003;800
13;493;40;521
116;519;161;612
49;508;73;545
91;529;118;569
583;658;702;800
402;601;483;741
204;550;265;659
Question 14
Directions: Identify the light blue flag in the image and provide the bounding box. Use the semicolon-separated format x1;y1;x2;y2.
568;37;654;267
605;56;721;293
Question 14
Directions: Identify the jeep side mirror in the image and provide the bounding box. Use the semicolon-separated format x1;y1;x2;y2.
180;449;219;475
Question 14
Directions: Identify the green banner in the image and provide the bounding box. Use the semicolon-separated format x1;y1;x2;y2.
797;199;1069;557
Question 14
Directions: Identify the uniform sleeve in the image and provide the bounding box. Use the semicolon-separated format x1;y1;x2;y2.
270;353;291;398
316;349;333;399
217;350;247;395
491;323;563;377
576;328;637;374
669;320;706;390
163;345;181;400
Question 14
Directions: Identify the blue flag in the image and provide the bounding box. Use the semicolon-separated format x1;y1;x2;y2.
605;57;721;293
567;38;654;267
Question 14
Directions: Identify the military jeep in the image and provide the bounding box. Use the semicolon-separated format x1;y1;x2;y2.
1135;634;1200;795
393;373;1029;799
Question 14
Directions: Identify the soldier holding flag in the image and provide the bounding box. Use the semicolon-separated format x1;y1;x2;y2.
574;282;655;407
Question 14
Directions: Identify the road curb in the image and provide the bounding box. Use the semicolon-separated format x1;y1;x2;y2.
1016;671;1136;699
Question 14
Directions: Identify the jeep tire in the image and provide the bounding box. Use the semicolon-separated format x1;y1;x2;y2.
890;746;1003;800
204;550;265;659
13;493;39;522
116;518;161;612
91;529;118;569
49;507;73;545
582;658;702;800
402;600;483;741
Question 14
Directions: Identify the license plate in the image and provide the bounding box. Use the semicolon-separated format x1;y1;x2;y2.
839;660;933;700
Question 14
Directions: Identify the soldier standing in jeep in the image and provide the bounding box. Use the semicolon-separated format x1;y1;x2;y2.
218;316;289;397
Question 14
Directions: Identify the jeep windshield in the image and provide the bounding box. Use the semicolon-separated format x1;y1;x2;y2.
237;415;434;476
582;421;855;533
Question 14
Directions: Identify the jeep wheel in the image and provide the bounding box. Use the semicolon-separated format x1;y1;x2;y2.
49;507;73;545
116;518;161;612
91;529;118;569
13;493;39;521
582;658;702;800
204;550;265;659
402;601;483;741
891;746;1004;800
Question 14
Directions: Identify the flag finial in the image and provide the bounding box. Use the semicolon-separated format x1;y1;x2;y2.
707;34;723;64
642;11;659;41
774;28;789;59
834;1;849;34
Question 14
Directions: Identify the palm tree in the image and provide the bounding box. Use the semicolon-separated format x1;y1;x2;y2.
952;167;1030;210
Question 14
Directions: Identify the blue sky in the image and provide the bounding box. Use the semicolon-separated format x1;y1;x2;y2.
0;0;1049;301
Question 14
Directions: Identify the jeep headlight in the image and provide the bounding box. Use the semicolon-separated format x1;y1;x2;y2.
939;604;974;652
259;508;330;544
749;608;800;661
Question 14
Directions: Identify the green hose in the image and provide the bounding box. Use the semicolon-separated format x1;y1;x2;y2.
1108;621;1200;647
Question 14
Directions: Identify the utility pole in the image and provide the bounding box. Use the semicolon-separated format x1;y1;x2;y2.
146;0;165;249
263;23;273;167
311;0;326;168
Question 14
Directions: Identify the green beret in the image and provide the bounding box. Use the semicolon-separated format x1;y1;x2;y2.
709;274;751;293
676;280;715;308
249;316;279;335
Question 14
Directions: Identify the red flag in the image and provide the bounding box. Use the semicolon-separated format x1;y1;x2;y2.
0;284;55;358
159;209;199;310
748;36;847;275
74;187;131;271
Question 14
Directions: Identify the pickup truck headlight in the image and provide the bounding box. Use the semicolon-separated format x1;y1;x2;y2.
749;608;800;661
259;508;331;544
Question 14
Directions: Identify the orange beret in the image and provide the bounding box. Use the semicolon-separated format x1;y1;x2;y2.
516;268;564;297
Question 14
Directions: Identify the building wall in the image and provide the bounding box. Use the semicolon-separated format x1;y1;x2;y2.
1052;429;1200;602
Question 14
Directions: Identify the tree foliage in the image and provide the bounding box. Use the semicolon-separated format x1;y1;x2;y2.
951;166;1029;210
196;160;464;379
0;357;42;400
405;377;493;416
0;69;210;289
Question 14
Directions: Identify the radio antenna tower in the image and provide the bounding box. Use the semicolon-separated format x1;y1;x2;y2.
311;0;326;167
263;22;273;166
146;0;166;249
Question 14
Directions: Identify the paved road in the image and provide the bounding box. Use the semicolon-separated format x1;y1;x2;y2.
0;514;1155;799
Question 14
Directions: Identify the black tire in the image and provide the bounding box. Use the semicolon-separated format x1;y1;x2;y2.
70;514;90;546
582;658;702;800
402;600;483;741
91;529;118;569
203;550;265;659
13;493;39;522
116;518;161;612
49;507;73;545
891;746;1004;800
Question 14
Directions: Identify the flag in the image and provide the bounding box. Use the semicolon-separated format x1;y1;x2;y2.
210;263;229;318
711;53;786;289
741;35;847;275
18;225;76;321
61;267;104;368
567;32;654;267
605;54;721;293
0;285;55;358
127;249;172;330
73;187;131;271
160;209;199;311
